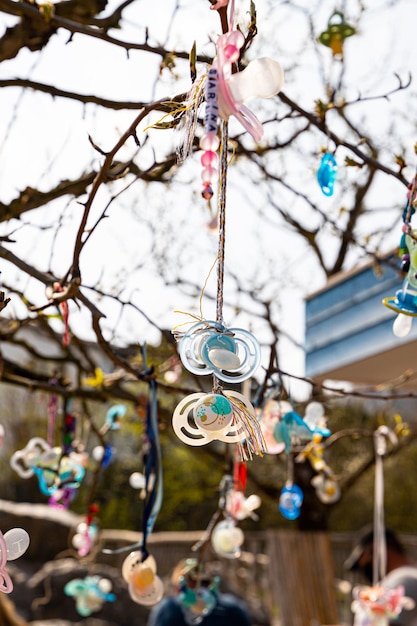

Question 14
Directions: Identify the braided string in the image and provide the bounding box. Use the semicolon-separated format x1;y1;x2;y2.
216;119;228;327
212;120;229;395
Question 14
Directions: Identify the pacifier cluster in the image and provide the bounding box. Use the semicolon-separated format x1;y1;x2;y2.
178;559;220;626
351;584;415;626
296;402;340;504
210;471;258;559
258;400;338;519
10;436;86;507
173;320;265;456
121;552;164;606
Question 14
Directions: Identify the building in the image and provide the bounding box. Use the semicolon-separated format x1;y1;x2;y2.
304;252;417;392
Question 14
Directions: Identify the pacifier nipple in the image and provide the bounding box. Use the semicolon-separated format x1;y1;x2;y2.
208;348;241;369
227;58;284;104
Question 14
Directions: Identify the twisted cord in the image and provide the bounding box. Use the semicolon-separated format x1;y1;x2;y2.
216;119;228;326
212;120;229;395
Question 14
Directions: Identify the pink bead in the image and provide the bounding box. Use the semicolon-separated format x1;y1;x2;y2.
201;151;219;167
200;133;220;152
201;166;218;184
224;44;240;62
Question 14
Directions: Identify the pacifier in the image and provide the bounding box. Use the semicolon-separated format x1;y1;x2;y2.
383;229;417;336
178;321;261;383
278;483;303;520
10;437;52;478
0;528;30;593
303;402;331;437
211;518;244;558
226;490;261;520
122;551;164;606
72;521;99;557
311;474;341;504
317;152;337;196
179;579;218;626
92;443;113;467
214;29;284;141
172;391;251;447
64;575;115;616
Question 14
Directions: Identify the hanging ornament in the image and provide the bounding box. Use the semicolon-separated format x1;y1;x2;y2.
278;482;303;520
296;433;340;504
10;436;85;502
258;399;292;455
72;506;100;558
211;518;244;558
173;558;220;626
47;376;59;447
273;408;312;453
121;552;164;606
310;473;341;504
172;392;244;445
383;229;417;323
318;11;356;57
173;2;266;463
225;453;261;520
92;443;113;468
129;471;146;493
0;528;30;593
225;490;261;521
351;585;415;626
176;320;261;383
303;402;331;437
172;390;266;458
383;175;417;335
10;436;53;479
64;575;116;616
278;452;303;520
63;410;77;454
317;152;338;196
102;404;127;433
102;357;164;608
350;426;412;626
179;573;219;625
45;281;70;346
212;3;284;141
296;432;329;473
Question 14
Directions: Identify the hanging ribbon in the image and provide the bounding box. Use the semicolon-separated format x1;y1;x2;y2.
141;375;163;560
63;401;76;455
233;450;247;492
102;347;163;557
47;376;59;447
373;426;397;584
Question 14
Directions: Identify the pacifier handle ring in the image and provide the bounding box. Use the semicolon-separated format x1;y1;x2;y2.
233;103;264;142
